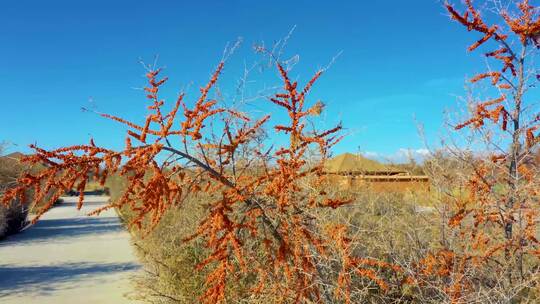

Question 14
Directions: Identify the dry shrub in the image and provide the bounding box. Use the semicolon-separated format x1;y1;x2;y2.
419;150;540;303
317;186;439;303
410;1;540;303
111;170;438;303
0;148;65;239
0;151;29;239
0;199;29;239
106;173;207;302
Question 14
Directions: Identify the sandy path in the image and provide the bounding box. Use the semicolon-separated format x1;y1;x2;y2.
0;196;140;303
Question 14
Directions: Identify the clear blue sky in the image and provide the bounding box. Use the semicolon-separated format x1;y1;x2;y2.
1;0;487;161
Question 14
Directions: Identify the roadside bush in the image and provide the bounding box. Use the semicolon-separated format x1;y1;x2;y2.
0;150;59;238
0;152;29;239
0;199;28;239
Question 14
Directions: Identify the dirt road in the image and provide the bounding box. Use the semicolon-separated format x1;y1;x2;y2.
0;196;139;303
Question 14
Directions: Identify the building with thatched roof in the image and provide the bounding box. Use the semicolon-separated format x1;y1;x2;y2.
324;153;407;176
324;153;430;192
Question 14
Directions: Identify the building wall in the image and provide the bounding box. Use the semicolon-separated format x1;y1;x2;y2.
325;174;430;192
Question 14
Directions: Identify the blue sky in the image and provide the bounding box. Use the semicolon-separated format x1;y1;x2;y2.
1;0;491;161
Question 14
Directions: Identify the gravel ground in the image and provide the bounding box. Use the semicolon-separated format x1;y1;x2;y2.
0;196;140;303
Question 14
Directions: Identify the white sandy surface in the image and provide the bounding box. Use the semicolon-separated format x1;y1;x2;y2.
0;196;140;303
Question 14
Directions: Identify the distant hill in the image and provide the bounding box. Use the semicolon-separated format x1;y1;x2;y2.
2;152;25;160
0;152;47;173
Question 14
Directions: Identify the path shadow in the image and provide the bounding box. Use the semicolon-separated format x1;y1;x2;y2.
55;200;113;207
65;190;109;196
0;217;123;245
0;262;139;297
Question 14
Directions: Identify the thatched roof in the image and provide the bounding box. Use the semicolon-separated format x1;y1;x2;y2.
324;153;401;174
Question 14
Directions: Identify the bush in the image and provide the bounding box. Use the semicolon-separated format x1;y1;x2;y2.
0;150;64;221
0;151;29;239
106;174;207;303
0;199;28;239
110;173;439;303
